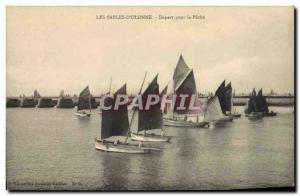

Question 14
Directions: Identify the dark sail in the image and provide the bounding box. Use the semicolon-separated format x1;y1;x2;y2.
173;55;191;91
77;86;91;111
256;89;269;113
225;82;232;112
245;88;258;114
215;80;226;114
138;75;162;132
90;95;98;109
173;55;197;114
100;84;129;140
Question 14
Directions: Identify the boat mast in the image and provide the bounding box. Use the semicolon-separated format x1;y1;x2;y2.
77;96;79;112
125;72;147;144
172;85;175;120
232;89;235;113
88;86;91;113
108;76;112;94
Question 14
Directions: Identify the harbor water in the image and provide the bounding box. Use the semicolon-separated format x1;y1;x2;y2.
6;106;294;190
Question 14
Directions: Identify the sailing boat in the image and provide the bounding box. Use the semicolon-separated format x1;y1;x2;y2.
204;96;233;124
244;88;264;118
95;83;153;154
76;86;92;117
204;81;233;124
224;82;241;118
163;55;209;127
130;75;171;142
256;89;277;117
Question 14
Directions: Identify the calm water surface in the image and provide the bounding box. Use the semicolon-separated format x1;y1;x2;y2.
6;107;294;190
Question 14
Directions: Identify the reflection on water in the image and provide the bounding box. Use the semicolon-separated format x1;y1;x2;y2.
6;106;294;190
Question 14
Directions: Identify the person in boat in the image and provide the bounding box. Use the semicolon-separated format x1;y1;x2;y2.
138;141;143;148
161;130;165;137
102;140;109;149
113;140;119;145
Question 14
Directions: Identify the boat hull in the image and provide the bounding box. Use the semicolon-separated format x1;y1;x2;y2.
264;112;277;117
75;112;91;117
232;113;242;118
131;133;171;142
219;116;233;122
95;141;151;154
163;118;209;127
246;112;264;118
208;116;233;126
226;113;241;118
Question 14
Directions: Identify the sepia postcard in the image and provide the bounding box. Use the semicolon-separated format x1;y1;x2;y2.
6;6;295;191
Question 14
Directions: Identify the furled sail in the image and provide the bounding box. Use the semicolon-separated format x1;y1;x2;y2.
173;55;196;114
100;84;129;140
77;86;91;111
204;96;224;122
225;82;232;113
215;80;226;114
134;75;162;133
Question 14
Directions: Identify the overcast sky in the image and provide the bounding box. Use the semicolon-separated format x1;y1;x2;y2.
6;6;294;96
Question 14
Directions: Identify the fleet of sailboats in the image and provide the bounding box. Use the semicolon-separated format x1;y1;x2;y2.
62;54;278;154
